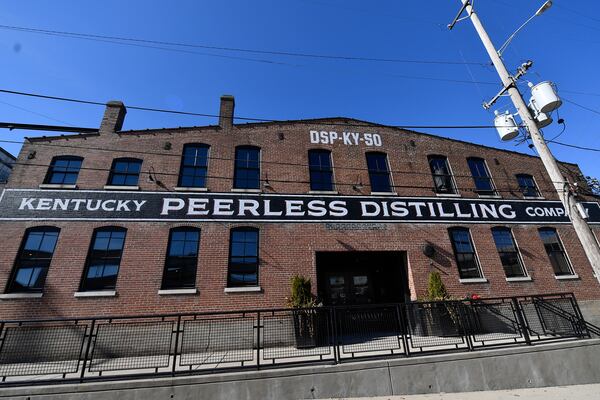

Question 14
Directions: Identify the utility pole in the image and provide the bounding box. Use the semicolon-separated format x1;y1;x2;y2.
453;0;600;281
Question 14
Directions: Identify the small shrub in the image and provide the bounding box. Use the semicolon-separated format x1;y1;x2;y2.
287;275;316;308
426;271;449;301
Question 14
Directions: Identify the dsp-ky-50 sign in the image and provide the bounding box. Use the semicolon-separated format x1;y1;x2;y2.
310;130;383;146
1;189;599;224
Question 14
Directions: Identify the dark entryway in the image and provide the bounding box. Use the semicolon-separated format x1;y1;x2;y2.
316;251;409;306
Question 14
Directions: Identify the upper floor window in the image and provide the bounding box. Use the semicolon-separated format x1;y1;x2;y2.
308;149;334;191
107;158;142;186
234;146;260;189
228;227;259;287
448;227;483;279
467;157;496;195
491;227;526;278
179;144;209;188
44;156;83;185
538;228;574;276
80;227;126;291
162;227;200;289
428;155;457;194
516;174;541;198
6;227;60;293
366;152;392;193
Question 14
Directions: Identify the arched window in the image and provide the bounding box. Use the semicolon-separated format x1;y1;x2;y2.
162;227;200;289
233;146;260;189
178;144;210;188
80;227;127;291
44;156;83;185
228;227;259;287
6;227;60;293
107;158;142;186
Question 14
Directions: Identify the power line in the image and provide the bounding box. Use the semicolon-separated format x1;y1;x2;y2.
0;24;489;66
550;141;600;153
563;98;600;116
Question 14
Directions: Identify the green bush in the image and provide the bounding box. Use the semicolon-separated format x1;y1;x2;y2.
426;271;449;301
287;275;316;308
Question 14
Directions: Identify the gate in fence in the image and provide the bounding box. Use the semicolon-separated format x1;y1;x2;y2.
0;292;597;386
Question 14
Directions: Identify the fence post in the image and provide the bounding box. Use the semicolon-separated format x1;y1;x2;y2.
328;307;339;364
458;302;474;351
332;307;341;363
172;316;181;376
256;312;261;370
396;303;410;357
79;319;95;382
512;298;531;345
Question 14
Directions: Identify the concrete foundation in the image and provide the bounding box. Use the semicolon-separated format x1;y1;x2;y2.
1;339;600;399
579;299;600;328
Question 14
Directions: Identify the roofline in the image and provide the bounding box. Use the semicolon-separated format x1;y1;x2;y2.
20;117;580;168
0;146;16;161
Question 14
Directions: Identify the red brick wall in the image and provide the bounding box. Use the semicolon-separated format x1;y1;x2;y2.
1;118;599;319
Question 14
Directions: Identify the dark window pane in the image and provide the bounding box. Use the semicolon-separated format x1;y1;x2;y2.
179;145;209;188
308;150;334;191
538;228;573;276
228;228;259;287
234;148;261;189
449;228;482;279
467;158;496;194
366;153;392;193
7;228;59;293
517;174;540;197
80;228;126;291
45;157;83;185
429;156;456;194
162;228;200;289
108;159;142;186
492;228;526;277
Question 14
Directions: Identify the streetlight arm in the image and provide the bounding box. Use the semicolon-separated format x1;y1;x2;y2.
497;13;537;56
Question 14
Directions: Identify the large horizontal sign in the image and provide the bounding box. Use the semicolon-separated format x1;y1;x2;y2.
0;189;599;224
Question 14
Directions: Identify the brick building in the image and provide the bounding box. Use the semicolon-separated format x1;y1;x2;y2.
0;96;599;320
0;146;15;185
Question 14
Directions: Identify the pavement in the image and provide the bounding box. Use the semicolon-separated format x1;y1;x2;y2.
333;383;600;399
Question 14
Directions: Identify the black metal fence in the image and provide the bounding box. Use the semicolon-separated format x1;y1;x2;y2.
0;293;597;386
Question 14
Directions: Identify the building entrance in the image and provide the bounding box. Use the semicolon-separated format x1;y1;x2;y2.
316;251;408;306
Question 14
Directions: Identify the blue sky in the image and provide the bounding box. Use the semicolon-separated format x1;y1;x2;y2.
0;0;599;179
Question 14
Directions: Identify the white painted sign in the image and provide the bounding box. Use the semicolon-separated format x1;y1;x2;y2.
310;130;382;147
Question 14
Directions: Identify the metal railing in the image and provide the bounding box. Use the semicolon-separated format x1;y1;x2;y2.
0;292;592;386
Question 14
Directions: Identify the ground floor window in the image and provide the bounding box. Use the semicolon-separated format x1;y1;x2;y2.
491;227;527;278
538;228;574;276
448;227;483;279
227;227;259;287
80;227;126;291
162;227;200;289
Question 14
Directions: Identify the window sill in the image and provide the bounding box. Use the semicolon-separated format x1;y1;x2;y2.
74;291;117;298
103;185;140;191
555;274;579;281
0;292;43;299
231;188;261;193
158;288;197;295
506;276;532;282
477;194;502;199
459;278;488;284
39;184;77;190
370;192;397;196
523;196;545;200
174;187;208;192
435;192;461;198
224;286;262;293
308;190;338;195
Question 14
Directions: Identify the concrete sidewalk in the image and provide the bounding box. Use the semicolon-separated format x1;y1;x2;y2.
343;383;600;400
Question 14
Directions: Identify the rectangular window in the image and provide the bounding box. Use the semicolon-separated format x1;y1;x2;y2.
45;156;83;185
234;147;260;189
449;228;483;279
80;228;126;291
366;152;392;193
538;228;574;276
162;228;200;289
467;158;496;195
428;155;457;194
491;227;526;278
308;149;334;191
179;144;209;188
108;158;142;186
228;228;259;287
6;227;60;293
517;174;541;198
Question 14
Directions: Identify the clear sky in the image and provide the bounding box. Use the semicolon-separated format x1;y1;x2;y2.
0;0;599;179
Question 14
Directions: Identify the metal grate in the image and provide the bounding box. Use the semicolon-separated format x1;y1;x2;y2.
336;306;402;356
0;324;86;377
467;301;521;344
179;316;255;366
405;302;465;349
88;321;173;372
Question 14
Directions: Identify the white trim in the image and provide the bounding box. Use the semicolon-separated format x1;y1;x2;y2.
74;290;117;297
103;185;140;191
39;184;77;190
478;194;502;199
523;196;545;200
158;288;197;295
0;292;43;299
224;286;262;293
459;278;489;283
506;276;533;282
230;188;261;193
308;190;339;195
370;192;397;196
435;193;461;198
174;187;208;192
555;274;580;281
